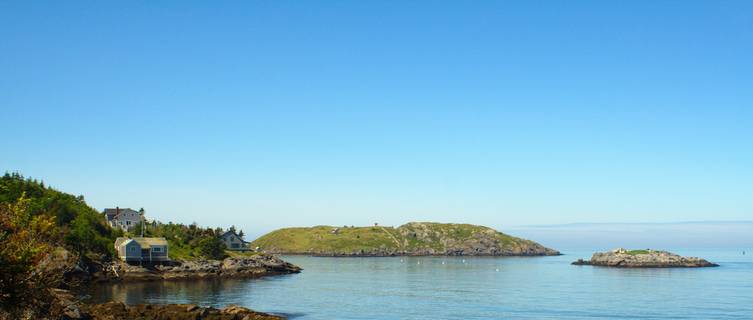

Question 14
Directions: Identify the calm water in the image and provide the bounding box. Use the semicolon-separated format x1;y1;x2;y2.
88;249;753;319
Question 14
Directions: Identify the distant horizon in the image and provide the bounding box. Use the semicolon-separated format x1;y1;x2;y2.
514;220;753;227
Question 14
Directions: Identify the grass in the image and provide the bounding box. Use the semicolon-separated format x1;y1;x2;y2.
225;250;261;258
166;240;197;260
250;225;398;254
626;249;651;255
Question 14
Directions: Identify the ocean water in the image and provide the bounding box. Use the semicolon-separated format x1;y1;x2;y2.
88;249;753;319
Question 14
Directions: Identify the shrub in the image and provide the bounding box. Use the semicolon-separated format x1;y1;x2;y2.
197;236;227;260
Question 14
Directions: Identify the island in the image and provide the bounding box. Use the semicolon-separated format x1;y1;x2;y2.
571;248;719;268
251;222;560;256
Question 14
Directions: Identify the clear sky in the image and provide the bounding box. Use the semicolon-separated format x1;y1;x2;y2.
2;1;752;239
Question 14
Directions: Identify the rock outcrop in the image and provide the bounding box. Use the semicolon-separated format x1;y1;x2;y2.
49;289;284;319
251;222;559;256
93;254;301;282
82;302;284;320
572;248;718;268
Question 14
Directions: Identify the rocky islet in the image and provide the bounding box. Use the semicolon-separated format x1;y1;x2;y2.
572;248;719;268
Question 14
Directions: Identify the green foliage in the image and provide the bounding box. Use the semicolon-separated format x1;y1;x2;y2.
0;172;117;257
0;194;57;315
128;221;232;260
197;236;227;260
626;249;651;255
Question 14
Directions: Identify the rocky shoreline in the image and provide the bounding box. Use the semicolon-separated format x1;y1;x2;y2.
43;254;302;319
301;248;560;257
68;254;302;283
572;248;719;268
51;289;284;320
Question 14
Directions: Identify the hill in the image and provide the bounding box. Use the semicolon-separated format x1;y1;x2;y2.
250;222;560;256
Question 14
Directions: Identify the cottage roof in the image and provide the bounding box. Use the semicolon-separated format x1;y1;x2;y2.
132;237;168;247
115;237;168;249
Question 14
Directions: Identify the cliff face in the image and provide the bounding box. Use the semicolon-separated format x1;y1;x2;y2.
250;222;559;256
572;248;719;268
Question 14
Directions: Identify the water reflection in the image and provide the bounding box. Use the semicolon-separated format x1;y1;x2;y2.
89;278;256;306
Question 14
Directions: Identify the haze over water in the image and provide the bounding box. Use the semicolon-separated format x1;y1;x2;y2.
90;248;753;319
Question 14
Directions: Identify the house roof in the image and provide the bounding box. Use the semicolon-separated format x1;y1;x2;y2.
221;230;248;243
103;208;139;220
115;237;168;248
132;237;168;247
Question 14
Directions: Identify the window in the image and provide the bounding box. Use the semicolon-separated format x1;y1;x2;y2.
130;247;137;252
152;247;162;253
126;221;131;225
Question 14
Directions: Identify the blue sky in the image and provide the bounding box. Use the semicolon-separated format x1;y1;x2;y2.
2;1;752;238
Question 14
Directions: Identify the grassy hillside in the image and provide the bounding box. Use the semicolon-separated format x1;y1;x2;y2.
251;222;559;256
252;225;399;253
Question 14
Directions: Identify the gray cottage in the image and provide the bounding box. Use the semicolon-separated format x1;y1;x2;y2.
115;237;169;262
220;230;249;250
104;207;142;230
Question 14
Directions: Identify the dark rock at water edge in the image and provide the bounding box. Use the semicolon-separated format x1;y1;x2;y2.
82;302;284;320
47;288;284;319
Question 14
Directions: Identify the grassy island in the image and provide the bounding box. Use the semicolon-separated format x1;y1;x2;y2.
251;222;559;256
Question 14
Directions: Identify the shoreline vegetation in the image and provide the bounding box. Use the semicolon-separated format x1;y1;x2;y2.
0;173;300;319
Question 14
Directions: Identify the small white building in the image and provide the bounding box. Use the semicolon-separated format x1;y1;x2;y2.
221;230;249;250
115;237;169;262
104;207;142;230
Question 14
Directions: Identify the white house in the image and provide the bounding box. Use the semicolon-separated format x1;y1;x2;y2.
104;207;142;230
